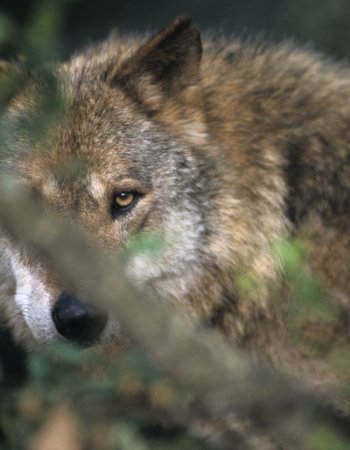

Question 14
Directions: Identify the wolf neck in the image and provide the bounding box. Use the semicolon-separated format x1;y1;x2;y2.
200;36;350;228
195;37;350;360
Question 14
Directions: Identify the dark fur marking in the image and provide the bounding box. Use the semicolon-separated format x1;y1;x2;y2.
284;142;303;224
0;324;27;389
207;289;238;330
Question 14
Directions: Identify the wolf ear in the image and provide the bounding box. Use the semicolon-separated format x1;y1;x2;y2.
110;17;202;101
108;17;207;144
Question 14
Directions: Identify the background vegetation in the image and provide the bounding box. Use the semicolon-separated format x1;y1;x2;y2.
2;0;350;59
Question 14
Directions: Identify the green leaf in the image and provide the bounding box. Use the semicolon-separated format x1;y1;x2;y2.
25;0;69;64
125;232;165;259
0;14;16;44
310;426;350;450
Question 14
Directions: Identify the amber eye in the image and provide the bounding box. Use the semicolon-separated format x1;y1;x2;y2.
114;192;135;208
111;191;140;218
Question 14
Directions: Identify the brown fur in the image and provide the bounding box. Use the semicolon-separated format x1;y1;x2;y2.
0;16;350;420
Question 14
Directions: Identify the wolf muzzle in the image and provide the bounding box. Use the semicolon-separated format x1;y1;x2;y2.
52;292;107;346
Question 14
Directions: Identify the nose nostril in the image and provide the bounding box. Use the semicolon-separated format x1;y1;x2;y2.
52;292;107;346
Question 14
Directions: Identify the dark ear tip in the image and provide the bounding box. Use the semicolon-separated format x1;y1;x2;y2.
164;16;202;56
167;16;199;36
111;15;202;88
171;16;193;28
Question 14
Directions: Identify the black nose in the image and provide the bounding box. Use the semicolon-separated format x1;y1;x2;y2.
52;292;107;346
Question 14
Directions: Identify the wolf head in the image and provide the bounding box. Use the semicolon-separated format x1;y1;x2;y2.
0;18;234;347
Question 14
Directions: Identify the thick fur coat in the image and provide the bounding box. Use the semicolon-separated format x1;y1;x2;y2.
0;17;349;417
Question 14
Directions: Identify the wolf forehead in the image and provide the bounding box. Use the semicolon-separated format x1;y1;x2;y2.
14;86;179;193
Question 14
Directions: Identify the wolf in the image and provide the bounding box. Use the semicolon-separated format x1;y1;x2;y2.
0;17;349;400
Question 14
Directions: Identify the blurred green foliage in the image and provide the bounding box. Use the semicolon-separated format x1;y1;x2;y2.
1;342;201;450
273;237;332;320
3;0;350;58
310;426;350;450
25;0;67;63
125;233;165;260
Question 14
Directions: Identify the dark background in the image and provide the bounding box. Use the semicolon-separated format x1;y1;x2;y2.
2;0;350;59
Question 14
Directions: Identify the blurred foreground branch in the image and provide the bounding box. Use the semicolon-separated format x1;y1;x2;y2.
0;174;349;449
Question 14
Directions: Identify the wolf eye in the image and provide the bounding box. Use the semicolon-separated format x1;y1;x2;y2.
112;191;139;217
115;192;135;208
